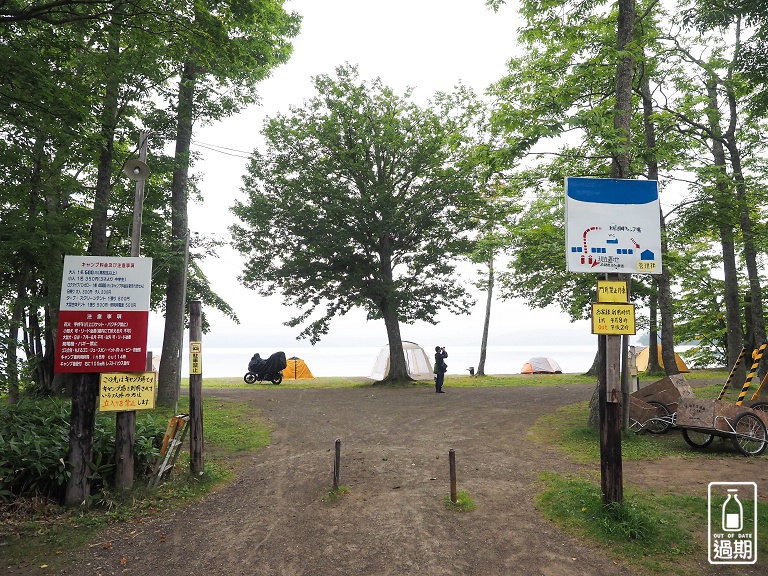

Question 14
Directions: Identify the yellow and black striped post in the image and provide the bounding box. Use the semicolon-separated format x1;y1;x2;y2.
737;343;766;405
718;346;746;401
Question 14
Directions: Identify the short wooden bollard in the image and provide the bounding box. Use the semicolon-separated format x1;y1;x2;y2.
449;449;457;503
333;438;341;491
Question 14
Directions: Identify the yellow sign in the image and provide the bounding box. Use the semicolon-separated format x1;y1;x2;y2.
597;280;629;303
190;341;202;375
591;303;636;335
99;372;156;411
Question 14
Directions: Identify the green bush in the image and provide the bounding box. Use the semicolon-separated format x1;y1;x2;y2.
0;398;166;503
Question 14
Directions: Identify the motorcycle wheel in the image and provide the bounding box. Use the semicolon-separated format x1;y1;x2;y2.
271;374;283;385
244;372;257;384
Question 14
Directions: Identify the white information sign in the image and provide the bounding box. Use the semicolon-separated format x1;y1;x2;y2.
565;177;662;274
55;256;152;373
58;255;152;311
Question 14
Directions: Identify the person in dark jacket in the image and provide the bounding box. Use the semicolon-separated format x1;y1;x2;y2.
434;346;448;393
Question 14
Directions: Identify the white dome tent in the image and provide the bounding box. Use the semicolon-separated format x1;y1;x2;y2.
369;341;434;381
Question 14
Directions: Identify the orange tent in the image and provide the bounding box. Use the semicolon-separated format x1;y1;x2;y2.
521;357;562;374
635;347;689;373
282;356;315;380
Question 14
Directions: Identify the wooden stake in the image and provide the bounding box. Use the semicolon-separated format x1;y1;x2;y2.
449;449;457;503
333;438;341;491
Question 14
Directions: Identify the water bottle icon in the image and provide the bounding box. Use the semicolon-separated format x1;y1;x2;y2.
722;489;743;532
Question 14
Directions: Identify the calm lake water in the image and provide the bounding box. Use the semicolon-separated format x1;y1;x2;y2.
165;344;599;379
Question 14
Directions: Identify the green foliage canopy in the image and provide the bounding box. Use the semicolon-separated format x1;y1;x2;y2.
231;65;484;343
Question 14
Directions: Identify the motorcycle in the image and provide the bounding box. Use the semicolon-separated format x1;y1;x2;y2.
244;351;287;385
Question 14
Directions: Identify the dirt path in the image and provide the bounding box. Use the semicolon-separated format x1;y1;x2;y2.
22;384;768;575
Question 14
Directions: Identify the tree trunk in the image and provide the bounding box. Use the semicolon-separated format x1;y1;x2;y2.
585;350;599;376
725;22;766;370
64;22;121;507
158;61;196;407
23;307;51;394
477;257;494;376
6;267;31;404
88;28;120;257
373;231;409;382
610;0;634;180
65;373;98;507
725;117;766;361
706;78;744;380
381;298;408;382
44;162;65;396
638;70;678;376
596;0;633;505
646;289;662;375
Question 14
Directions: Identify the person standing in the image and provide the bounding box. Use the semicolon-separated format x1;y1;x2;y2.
434;346;448;393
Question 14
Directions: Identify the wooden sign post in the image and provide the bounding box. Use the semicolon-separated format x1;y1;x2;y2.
189;300;204;475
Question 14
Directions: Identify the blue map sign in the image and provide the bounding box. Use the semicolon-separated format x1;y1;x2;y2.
565;177;662;274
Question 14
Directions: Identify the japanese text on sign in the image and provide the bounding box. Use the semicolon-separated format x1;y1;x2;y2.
99;372;156;411
591;303;636;335
597;280;629;303
565;178;662;274
190;341;202;375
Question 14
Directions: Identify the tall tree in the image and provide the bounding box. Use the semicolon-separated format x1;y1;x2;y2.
472;216;517;377
156;0;299;406
231;66;482;382
656;5;767;368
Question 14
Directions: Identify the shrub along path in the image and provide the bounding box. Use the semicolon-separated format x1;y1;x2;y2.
25;384;765;575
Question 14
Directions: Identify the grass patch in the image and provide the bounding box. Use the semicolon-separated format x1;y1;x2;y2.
531;369;768;575
531;401;698;464
0;397;269;571
190;368;729;391
1;461;233;571
323;486;350;502
536;473;768;575
443;490;476;512
536;473;698;573
177;397;272;454
190;372;601;391
194;376;373;390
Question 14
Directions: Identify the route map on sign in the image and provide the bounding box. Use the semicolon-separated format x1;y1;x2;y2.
55;256;152;373
565;178;662;274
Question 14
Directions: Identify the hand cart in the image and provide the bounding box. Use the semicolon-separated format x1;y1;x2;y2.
629;346;768;456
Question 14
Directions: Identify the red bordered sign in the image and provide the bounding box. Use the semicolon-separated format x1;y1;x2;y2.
55;256;152;373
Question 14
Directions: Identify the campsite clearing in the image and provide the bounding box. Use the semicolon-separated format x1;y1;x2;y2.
23;377;763;576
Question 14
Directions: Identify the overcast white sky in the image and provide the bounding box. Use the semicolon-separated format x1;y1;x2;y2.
148;0;599;353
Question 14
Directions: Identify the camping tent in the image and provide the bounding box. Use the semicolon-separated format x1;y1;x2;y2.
635;347;689;373
282;356;314;380
521;357;562;374
369;341;433;380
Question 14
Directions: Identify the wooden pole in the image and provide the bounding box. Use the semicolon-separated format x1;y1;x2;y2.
620;275;632;430
599;275;623;506
189;300;204;475
333;439;341;491
115;131;149;490
449;449;457;503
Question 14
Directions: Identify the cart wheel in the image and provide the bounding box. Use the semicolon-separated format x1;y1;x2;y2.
750;401;768;414
682;429;714;449
645;401;672;434
732;412;768;456
271;374;283;385
244;372;257;384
